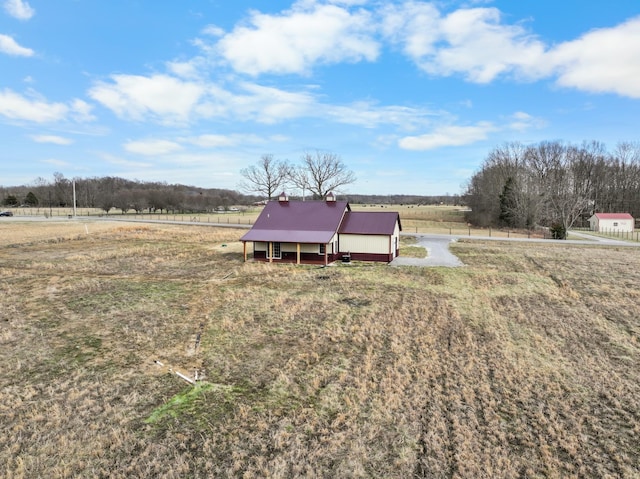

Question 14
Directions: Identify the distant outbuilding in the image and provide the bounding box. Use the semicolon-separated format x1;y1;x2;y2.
240;192;401;265
588;213;634;233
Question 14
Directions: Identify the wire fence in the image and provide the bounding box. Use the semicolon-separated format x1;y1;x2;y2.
572;227;640;242
7;207;639;241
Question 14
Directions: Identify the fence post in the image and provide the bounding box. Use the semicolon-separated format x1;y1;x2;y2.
468;227;471;236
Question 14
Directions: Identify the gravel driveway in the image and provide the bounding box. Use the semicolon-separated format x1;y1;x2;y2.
391;234;464;267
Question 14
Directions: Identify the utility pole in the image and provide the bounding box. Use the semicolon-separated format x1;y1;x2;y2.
72;180;77;217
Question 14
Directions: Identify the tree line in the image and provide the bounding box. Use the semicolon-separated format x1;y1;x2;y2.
464;140;640;237
0;173;261;214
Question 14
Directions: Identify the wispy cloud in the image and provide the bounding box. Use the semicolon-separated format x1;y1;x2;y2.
99;152;153;169
3;0;34;20
123;139;183;156
399;122;497;150
31;134;74;145
41;158;71;168
507;111;546;132
0;33;33;56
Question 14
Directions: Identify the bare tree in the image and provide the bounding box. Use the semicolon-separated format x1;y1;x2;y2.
113;190;133;214
292;151;356;199
239;154;290;200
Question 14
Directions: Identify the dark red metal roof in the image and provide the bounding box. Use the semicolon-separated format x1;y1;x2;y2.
339;211;401;235
240;199;350;243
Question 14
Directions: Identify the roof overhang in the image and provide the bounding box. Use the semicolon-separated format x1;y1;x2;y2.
240;229;336;243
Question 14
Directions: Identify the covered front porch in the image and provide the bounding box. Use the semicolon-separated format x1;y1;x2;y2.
242;241;339;266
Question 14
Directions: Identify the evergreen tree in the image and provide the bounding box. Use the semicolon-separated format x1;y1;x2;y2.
498;177;518;228
4;194;18;206
24;192;38;206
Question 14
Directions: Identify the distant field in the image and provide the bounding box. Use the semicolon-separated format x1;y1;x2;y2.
5;204;547;238
1;221;638;477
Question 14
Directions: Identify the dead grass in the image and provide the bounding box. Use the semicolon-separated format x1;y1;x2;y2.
0;223;638;478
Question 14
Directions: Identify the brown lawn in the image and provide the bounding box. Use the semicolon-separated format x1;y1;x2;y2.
0;221;638;478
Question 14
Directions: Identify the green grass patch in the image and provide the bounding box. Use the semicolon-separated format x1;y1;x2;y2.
400;245;428;258
145;382;237;425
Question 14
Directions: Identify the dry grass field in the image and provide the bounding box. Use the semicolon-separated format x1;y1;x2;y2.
1;220;638;478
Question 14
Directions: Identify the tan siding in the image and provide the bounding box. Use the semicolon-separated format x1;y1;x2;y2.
340;234;389;254
300;243;320;253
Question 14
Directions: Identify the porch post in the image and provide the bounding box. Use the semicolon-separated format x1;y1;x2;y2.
269;242;273;263
243;241;247;262
296;243;301;265
324;245;328;266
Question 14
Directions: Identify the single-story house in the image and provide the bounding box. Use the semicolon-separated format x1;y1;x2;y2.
240;192;401;265
588;213;634;233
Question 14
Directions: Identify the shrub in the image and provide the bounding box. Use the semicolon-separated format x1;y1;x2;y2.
550;222;567;239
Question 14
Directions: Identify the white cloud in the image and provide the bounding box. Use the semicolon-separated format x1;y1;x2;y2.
70;99;95;122
0;33;33;56
382;4;546;83
216;1;379;75
166;60;202;79
3;0;34;20
0;89;69;123
232;82;316;123
31;134;74;145
380;2;440;58
433;8;547;82
399;122;496;150
88;74;205;124
123;139;183;156
381;4;640;98
547;17;640;98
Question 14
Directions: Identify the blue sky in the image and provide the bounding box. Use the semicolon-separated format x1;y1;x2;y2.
1;0;639;196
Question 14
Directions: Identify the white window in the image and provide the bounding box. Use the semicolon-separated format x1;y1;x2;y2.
268;242;281;259
613;222;619;227
319;243;326;255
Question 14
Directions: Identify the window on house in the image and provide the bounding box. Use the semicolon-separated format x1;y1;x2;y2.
613;222;619;227
319;243;325;255
268;242;281;259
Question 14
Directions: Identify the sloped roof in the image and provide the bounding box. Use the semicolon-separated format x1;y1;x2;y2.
591;213;634;220
339;211;401;235
240;199;350;243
